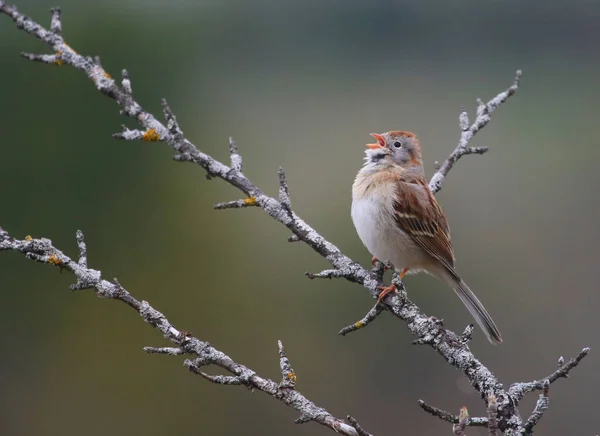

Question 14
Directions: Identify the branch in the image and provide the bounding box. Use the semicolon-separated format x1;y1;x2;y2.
523;380;550;434
417;400;488;428
0;228;367;436
428;70;521;194
0;4;588;435
338;304;384;336
508;347;590;402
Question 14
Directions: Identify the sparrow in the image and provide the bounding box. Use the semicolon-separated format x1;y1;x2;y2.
351;131;502;344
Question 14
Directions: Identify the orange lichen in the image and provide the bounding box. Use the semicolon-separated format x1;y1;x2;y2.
354;321;364;329
54;51;63;66
103;71;112;79
244;196;257;206
142;128;161;142
25;235;33;241
287;372;297;384
48;254;62;265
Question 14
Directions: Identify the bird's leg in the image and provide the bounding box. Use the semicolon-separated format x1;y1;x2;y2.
371;256;390;272
398;267;409;279
376;268;409;305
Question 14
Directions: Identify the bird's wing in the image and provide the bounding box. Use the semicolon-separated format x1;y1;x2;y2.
393;180;456;269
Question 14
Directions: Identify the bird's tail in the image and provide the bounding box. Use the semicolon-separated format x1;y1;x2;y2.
443;271;502;344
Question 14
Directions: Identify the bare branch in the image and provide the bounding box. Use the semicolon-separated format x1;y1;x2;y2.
429;70;522;194
144;347;186;355
278;166;292;215
214;197;258;210
418;400;489;428
523;380;550;433
305;269;348;279
460;324;475;344
338;304;384;336
21;52;61;64
278;340;297;389
75;229;87;268
229;136;243;172
508;347;590;402
161;98;184;142
0;228;361;436
346;416;373;436
121;69;132;95
418;400;458;424
50;6;61;35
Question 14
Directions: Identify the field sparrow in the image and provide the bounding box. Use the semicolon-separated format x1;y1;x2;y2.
351;131;502;344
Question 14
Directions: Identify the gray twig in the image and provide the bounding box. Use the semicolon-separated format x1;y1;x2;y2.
121;69;132;95
50;6;61;35
305;269;347;279
214;198;258;210
144;346;186;355
429;70;522;194
460;324;475;344
346;416;373;436
418;400;488;428
278;340;297;389
75;229;87;268
508;347;590;402
278;167;292;215
338;304;384;336
229;136;243;172
523;380;550;433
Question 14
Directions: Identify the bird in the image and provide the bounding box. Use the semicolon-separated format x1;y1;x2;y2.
351;131;502;344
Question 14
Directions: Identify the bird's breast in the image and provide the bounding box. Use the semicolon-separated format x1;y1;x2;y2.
351;171;426;270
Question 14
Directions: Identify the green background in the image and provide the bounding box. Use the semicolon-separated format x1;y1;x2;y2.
1;1;599;435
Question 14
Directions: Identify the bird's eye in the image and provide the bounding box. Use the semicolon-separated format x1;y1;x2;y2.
393;141;402;148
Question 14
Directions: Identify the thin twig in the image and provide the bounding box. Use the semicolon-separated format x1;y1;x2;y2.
523;380;550;433
278;340;297;389
338;305;384;336
229;136;243;172
418;400;488;427
346;416;373;436
428;70;521;194
508;348;590;402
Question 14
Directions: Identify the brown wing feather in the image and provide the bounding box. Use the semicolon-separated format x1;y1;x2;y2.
393;179;456;269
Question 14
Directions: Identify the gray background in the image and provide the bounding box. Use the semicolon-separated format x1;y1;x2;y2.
1;1;598;435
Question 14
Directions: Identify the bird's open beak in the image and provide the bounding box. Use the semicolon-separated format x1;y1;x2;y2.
367;133;385;149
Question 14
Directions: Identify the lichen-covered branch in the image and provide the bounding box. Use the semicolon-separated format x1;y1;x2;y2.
508;348;590;402
0;228;367;436
0;3;590;435
428;70;521;194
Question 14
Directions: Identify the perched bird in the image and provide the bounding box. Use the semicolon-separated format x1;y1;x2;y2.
351;131;502;344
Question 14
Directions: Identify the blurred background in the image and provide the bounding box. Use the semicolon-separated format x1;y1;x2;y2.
1;1;599;435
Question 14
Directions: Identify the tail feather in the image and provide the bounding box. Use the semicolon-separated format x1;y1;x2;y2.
445;274;502;344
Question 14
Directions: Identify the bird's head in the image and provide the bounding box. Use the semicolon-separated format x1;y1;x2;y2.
365;131;422;168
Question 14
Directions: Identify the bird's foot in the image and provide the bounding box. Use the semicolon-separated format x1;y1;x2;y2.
398;267;409;279
376;284;397;305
